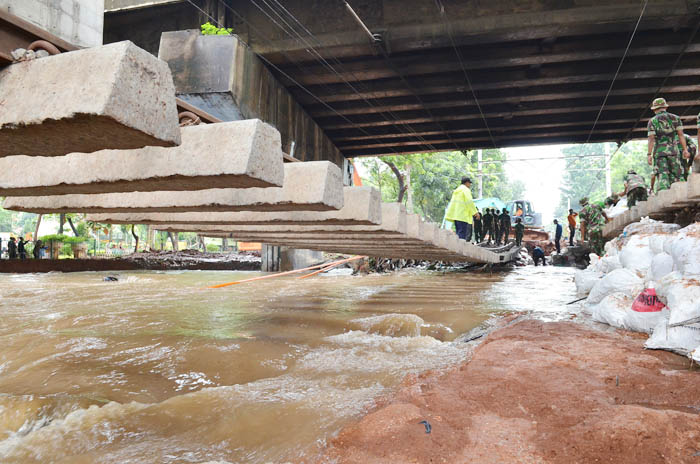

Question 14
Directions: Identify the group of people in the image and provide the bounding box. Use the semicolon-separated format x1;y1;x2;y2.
444;177;526;247
555;97;700;258
472;208;512;245
0;237;43;260
1;237;29;260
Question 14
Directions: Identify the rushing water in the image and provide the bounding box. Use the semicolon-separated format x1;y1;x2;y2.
0;266;575;463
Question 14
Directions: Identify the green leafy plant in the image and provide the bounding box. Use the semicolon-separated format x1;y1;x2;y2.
201;22;233;35
40;234;87;244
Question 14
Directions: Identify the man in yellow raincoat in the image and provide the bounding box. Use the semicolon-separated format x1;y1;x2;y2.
445;177;478;241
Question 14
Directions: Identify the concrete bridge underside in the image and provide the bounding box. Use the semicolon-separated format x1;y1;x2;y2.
105;0;700;159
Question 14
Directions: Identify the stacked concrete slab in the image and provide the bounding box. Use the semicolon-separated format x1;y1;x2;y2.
0;37;514;265
0;119;286;196
0;41;181;157
603;174;700;239
2;161;340;213
87;197;512;264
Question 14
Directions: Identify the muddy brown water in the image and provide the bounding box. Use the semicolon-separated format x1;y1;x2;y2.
0;266;575;463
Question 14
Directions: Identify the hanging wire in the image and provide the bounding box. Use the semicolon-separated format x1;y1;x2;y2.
183;0;409;155
266;0;450;151
433;0;498;150
584;0;648;144
242;0;442;152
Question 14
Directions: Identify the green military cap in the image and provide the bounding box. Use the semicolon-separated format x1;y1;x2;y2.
579;197;589;206
650;97;669;110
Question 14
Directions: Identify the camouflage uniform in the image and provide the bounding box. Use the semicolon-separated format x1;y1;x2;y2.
623;172;648;208
580;202;606;256
648;111;685;191
681;133;697;179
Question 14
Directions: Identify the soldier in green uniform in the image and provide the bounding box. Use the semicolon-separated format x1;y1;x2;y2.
579;197;608;256
482;209;493;244
499;208;511;244
493;208;501;245
514;218;525;247
647;98;689;192
604;193;619;208
619;169;648;208
681;133;697;180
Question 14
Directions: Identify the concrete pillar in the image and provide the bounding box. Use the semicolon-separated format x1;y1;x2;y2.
280;248;324;272
261;244;280;272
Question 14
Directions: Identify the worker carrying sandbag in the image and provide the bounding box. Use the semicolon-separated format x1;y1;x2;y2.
445;177;477;241
617;169;648;208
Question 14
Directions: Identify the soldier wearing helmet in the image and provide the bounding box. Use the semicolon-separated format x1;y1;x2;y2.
647;98;689;192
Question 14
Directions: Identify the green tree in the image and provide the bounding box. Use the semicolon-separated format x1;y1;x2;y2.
358;149;524;222
554;141;651;221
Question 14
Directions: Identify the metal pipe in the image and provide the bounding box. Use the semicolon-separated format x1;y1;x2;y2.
344;1;381;42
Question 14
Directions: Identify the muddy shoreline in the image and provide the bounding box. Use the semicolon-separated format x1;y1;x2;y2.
313;316;700;464
0;250;261;273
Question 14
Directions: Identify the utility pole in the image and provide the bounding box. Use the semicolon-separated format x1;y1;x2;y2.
604;143;612;197
477;149;483;199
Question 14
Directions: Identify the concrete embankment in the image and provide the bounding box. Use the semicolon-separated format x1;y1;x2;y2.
315;318;700;464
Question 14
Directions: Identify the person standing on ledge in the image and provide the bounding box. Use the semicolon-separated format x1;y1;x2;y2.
647;97;689;192
8;237;17;259
499;208;511;245
473;211;483;243
514;218;525;247
482;209;494;244
553;219;563;254
445;177;477;241
567;209;577;246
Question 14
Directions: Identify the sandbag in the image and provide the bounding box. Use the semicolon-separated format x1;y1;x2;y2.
589;293;631;328
649;252;675;281
655;273;700;327
604;237;621;257
575;269;602;297
648;234;672;255
590;255;622;274
666;233;700;278
618;235;653;277
587;268;644;305
624;288;668;333
645;318;700;356
623;219;680;240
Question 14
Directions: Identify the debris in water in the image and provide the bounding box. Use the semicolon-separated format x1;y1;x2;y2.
418;420;431;434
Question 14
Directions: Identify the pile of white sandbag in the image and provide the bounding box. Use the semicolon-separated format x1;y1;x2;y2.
575;218;700;357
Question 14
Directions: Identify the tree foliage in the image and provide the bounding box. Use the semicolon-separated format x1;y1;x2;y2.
554;141;652;221
357;150;526;222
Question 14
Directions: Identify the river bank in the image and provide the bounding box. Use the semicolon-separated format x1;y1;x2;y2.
314;317;700;464
0;250;261;273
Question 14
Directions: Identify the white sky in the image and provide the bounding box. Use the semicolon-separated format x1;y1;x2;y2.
503;144;570;224
354;144;571;224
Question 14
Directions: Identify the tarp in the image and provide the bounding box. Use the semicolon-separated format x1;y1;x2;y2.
474;197;506;212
